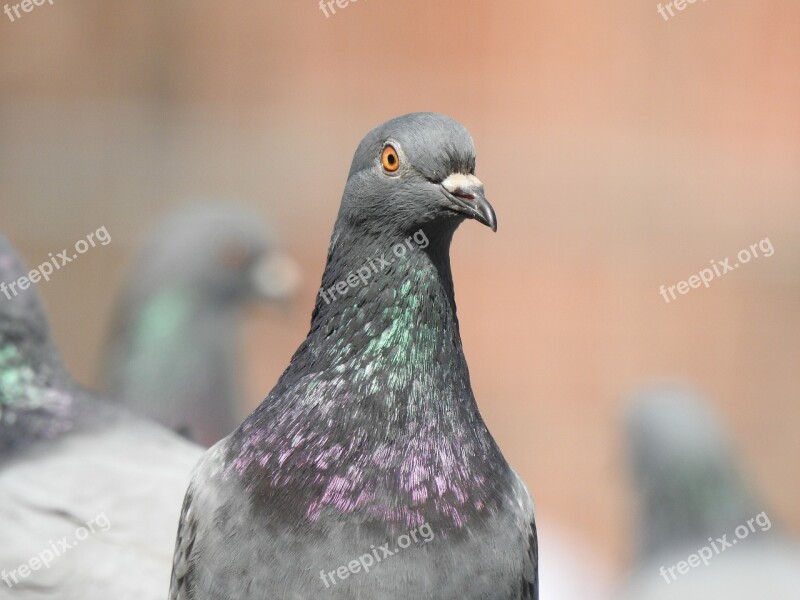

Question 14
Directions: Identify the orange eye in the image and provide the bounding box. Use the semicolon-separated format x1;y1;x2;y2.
381;145;400;172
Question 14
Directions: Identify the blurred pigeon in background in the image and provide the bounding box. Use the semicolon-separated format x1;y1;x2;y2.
616;383;800;599
102;204;299;446
0;235;203;600
169;113;538;599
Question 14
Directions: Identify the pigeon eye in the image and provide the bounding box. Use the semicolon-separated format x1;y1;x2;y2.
381;145;400;173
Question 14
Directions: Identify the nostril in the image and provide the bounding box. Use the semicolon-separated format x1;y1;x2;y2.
441;174;484;204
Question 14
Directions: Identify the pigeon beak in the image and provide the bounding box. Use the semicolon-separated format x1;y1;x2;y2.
250;252;301;302
441;173;497;232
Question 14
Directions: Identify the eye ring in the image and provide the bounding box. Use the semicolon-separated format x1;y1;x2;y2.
381;144;400;173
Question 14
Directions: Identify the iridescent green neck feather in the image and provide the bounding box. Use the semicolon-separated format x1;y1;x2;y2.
0;317;77;452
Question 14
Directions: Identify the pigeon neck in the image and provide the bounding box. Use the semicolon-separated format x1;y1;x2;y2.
307;225;469;404
230;225;510;529
0;323;78;451
123;287;235;366
0;321;67;397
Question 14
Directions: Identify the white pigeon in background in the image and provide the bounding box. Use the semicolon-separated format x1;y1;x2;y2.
0;234;203;600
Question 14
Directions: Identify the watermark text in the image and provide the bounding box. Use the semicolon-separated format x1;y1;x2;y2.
320;522;434;588
659;511;771;583
318;229;429;305
1;512;111;588
659;237;774;304
0;226;111;301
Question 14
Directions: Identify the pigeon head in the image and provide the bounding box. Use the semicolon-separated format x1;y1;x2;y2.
337;113;496;241
129;204;299;307
624;383;760;561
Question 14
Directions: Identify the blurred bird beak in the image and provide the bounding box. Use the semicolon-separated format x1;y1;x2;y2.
441;173;497;232
250;252;301;301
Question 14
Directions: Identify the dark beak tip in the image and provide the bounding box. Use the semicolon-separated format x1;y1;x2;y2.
472;194;497;233
441;181;497;232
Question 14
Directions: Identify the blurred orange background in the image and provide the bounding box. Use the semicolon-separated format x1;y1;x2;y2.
2;0;798;574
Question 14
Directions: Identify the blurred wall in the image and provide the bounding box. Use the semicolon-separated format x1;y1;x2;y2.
1;0;798;571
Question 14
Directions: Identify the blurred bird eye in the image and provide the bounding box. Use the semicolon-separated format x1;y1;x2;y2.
381;145;400;173
216;243;250;269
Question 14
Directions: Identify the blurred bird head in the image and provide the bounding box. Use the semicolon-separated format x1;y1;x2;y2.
129;204;300;308
623;383;760;561
338;113;497;241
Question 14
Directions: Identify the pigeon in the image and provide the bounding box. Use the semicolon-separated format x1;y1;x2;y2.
616;384;800;599
103;204;299;446
169;113;538;599
0;235;203;600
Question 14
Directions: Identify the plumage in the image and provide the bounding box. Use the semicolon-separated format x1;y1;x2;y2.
102;204;299;446
616;384;800;599
0;235;203;600
169;113;538;599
